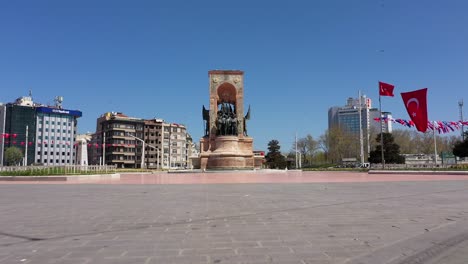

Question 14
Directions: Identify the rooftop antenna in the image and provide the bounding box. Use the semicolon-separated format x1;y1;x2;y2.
459;99;465;141
54;96;64;109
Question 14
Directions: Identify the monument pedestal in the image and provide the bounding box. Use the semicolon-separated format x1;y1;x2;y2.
200;136;254;170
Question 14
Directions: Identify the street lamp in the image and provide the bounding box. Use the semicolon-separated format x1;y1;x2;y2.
126;133;145;169
126;133;160;170
146;144;160;170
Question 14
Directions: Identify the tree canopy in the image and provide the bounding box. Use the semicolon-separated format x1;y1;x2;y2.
292;134;318;167
5;147;23;166
265;139;287;169
368;133;405;164
453;132;468;158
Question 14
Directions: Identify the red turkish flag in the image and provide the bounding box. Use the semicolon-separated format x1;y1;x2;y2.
401;88;428;132
379;81;395;97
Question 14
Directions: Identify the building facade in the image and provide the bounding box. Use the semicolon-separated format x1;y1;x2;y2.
162;122;187;169
91;113;191;169
328;95;393;158
91;112;144;168
0;96;82;166
35;107;81;165
369;109;393;134
329;96;392;134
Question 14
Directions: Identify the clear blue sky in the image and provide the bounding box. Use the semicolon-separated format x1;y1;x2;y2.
1;0;467;151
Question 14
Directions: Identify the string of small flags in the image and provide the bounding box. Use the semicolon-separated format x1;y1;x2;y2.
374;118;468;134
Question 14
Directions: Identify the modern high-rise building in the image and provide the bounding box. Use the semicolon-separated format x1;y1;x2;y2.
90;112;192;169
0;96;82;166
328;95;393;157
328;96;392;134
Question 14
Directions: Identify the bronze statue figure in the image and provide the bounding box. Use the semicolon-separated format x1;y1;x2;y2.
243;105;251;136
215;102;239;136
202;105;210;136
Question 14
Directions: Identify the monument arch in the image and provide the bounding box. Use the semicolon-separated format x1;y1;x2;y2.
199;70;255;170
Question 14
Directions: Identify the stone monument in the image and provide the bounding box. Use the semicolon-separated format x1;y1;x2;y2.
199;70;255;170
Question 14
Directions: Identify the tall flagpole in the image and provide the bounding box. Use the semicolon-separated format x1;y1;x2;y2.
379;91;385;169
358;91;364;165
295;132;298;169
433;121;438;165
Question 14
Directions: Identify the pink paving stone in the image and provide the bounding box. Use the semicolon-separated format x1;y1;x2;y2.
1;170;468;184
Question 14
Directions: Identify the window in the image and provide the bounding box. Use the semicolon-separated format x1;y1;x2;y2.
52;121;55;125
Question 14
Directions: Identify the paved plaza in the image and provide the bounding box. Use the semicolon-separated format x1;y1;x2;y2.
1;171;468;264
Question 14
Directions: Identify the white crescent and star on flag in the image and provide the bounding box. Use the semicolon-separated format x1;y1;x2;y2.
406;98;419;117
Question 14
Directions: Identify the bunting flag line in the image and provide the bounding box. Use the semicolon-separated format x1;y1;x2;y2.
0;138;138;149
374;117;468;134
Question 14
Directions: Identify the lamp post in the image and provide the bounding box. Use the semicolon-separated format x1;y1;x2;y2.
146;144;160;170
127;133;160;170
127;133;145;169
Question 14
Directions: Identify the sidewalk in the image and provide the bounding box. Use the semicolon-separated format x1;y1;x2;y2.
1;178;468;263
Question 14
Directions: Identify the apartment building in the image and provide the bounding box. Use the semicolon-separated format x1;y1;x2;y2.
91;113;192;169
91;112;144;168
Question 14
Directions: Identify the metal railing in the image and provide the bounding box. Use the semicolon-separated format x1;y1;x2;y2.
0;165;117;175
369;163;467;170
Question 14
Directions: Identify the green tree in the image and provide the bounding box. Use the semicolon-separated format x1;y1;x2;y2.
292;134;318;166
368;133;405;164
5;147;23;166
265;139;287;169
320;126;356;164
453;132;468;158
